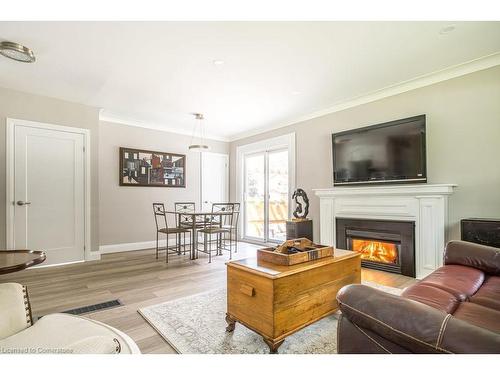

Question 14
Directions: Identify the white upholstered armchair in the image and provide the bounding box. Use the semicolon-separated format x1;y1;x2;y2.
0;283;140;354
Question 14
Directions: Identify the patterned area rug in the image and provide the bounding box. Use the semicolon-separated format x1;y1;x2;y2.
138;281;402;354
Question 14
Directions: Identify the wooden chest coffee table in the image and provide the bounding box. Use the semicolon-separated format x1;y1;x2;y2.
225;249;361;353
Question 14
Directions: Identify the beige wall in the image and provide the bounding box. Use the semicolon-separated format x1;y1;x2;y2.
230;65;500;242
99;121;229;246
0;87;101;251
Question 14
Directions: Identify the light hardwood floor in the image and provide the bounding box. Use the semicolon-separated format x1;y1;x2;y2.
0;242;417;353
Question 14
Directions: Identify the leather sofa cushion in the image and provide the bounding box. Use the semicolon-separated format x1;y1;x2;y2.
453;302;500;334
470;276;500;311
444;240;500;275
419;265;484;301
402;283;460;313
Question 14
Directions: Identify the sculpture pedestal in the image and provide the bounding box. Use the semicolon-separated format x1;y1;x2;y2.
286;219;313;241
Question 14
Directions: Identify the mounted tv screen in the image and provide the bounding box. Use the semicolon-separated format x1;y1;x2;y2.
332;115;426;185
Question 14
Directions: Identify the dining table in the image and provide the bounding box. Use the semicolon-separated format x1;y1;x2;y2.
0;250;46;275
165;210;234;260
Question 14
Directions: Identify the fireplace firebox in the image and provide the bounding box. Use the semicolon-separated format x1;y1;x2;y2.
336;218;415;277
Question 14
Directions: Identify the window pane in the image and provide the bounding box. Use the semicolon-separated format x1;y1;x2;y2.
244;153;265;239
268;150;288;241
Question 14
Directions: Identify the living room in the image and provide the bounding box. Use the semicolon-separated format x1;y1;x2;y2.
1;1;499;374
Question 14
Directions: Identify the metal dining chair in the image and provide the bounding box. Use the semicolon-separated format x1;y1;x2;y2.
197;203;234;263
152;203;190;263
221;203;240;253
174;202;196;228
174;202;208;228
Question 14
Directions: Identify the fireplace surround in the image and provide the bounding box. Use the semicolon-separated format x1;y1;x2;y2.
336;218;415;277
314;184;456;279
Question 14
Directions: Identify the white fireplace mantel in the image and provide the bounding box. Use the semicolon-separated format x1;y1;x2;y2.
313;184;457;279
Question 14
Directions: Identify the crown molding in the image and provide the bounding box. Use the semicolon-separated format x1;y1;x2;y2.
99;110;230;142
228;52;500;142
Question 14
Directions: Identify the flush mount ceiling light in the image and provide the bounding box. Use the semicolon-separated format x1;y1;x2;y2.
213;59;225;65
0;41;36;63
188;113;210;152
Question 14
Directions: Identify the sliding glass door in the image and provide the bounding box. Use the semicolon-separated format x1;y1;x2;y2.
243;148;289;243
244;152;266;240
268;149;289;242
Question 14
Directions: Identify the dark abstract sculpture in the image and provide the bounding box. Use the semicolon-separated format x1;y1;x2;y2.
292;188;309;220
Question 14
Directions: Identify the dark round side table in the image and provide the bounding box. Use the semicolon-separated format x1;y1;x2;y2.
0;250;46;275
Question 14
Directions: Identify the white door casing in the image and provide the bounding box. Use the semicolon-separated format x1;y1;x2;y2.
200;152;229;212
6;118;92;265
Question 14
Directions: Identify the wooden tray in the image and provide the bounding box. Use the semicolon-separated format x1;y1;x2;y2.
257;238;334;266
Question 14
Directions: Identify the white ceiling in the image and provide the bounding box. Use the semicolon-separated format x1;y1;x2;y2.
1;21;499;141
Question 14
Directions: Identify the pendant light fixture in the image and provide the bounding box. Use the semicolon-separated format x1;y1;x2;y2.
188;113;210;152
0;41;36;63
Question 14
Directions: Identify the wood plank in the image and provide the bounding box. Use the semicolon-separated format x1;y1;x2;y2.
227;265;274;337
274;272;360;337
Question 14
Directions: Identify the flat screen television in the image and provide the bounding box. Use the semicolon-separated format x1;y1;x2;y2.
332;115;426;185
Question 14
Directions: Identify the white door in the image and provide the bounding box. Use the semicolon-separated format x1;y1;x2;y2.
10;123;86;265
201;152;229;212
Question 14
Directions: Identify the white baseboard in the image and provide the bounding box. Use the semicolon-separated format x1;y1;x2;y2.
99;240;157;254
99;238;193;255
86;251;101;261
36;260;85;269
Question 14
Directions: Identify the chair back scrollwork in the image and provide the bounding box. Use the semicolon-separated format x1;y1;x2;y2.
153;203;169;231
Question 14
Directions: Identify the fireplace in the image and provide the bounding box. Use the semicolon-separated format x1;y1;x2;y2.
336;218;415;277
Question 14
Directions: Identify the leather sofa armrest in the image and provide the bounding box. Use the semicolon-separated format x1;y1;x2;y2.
337;284;500;353
444;240;500;275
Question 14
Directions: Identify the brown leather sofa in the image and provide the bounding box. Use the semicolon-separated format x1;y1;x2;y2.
336;240;500;353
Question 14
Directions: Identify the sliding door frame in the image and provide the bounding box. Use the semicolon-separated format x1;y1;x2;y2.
236;133;296;245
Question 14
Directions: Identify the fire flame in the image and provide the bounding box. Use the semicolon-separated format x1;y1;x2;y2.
352;239;398;264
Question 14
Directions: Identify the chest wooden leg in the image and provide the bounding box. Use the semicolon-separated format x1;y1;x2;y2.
263;338;285;354
225;313;236;332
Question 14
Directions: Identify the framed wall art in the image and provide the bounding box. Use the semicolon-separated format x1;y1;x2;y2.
119;147;186;187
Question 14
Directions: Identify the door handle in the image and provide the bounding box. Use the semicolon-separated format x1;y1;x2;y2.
16;200;31;206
